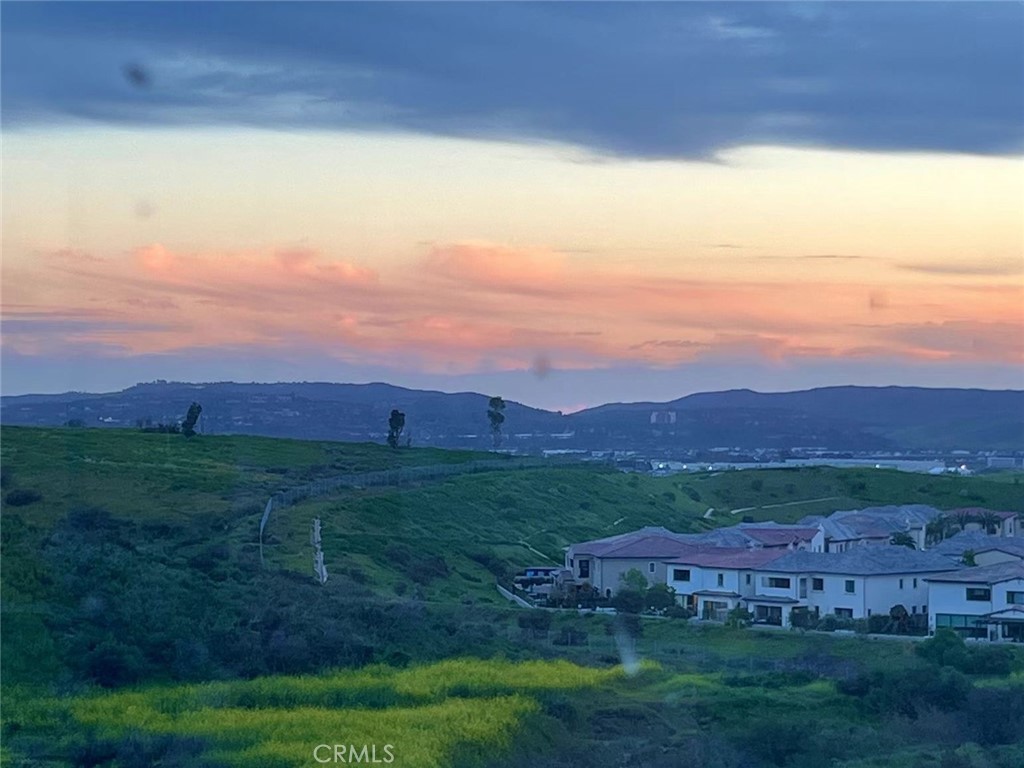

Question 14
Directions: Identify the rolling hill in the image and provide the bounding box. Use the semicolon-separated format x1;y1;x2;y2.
3;426;1024;768
2;382;1022;451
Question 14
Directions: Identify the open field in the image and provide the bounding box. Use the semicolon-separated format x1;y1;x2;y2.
4;659;630;768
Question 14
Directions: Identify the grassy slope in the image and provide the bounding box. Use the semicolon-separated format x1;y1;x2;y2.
6;424;1022;611
267;464;1024;603
3;426;1024;767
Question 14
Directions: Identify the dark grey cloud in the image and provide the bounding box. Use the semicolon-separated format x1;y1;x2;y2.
2;3;1021;158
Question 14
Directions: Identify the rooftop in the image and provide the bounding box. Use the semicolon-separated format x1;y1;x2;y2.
667;547;790;569
943;507;1019;521
569;526;699;559
925;561;1024;585
764;547;961;576
931;532;1024;560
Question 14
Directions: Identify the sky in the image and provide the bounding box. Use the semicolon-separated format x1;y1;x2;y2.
2;2;1022;411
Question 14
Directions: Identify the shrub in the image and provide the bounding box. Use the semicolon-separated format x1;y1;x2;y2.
665;605;692;620
917;629;969;668
517;612;552;636
645;583;677;612
817;614;839;632
611;589;644;614
965;645;1015;675
4;489;42;507
82;640;148;688
468;550;509;580
725;606;753;628
789;607;815;630
867;613;890;634
965;686;1024;745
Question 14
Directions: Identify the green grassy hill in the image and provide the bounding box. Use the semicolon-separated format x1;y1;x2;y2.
3;426;1024;767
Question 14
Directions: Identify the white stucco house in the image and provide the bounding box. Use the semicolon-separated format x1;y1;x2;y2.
566;523;824;598
666;547;960;627
926;561;1024;641
664;548;791;621
755;548;958;625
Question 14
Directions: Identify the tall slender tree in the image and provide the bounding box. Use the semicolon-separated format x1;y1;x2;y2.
487;396;506;449
181;402;202;438
387;409;406;449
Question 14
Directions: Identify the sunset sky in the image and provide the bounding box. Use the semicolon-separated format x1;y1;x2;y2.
2;3;1022;411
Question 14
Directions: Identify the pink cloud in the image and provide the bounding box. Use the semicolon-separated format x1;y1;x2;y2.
3;240;1021;371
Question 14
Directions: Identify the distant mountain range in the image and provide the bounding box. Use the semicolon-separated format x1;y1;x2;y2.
2;382;1021;452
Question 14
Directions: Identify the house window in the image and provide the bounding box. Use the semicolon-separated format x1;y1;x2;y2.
648;562;656;574
673;568;691;582
966;587;991;602
812;578;824;591
764;577;790;589
911;606;917;614
935;613;986;639
899;579;904;589
1008;591;1024;605
845;580;855;594
913;578;918;589
835;608;854;618
578;559;590;579
746;574;751;585
717;573;724;587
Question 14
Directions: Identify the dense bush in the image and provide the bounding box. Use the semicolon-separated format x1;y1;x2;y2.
468;550;511;581
722;670;817;689
838;666;972;718
867;613;890;634
645;583;677;612
610;589;644;614
4;489;42;507
518;612;552;637
916;629;1016;674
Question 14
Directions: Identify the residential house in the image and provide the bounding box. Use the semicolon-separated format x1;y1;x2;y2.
760;548;956;624
566;523;822;597
926;561;1024;641
931;532;1024;567
565;527;698;597
799;505;941;552
665;548;791;620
